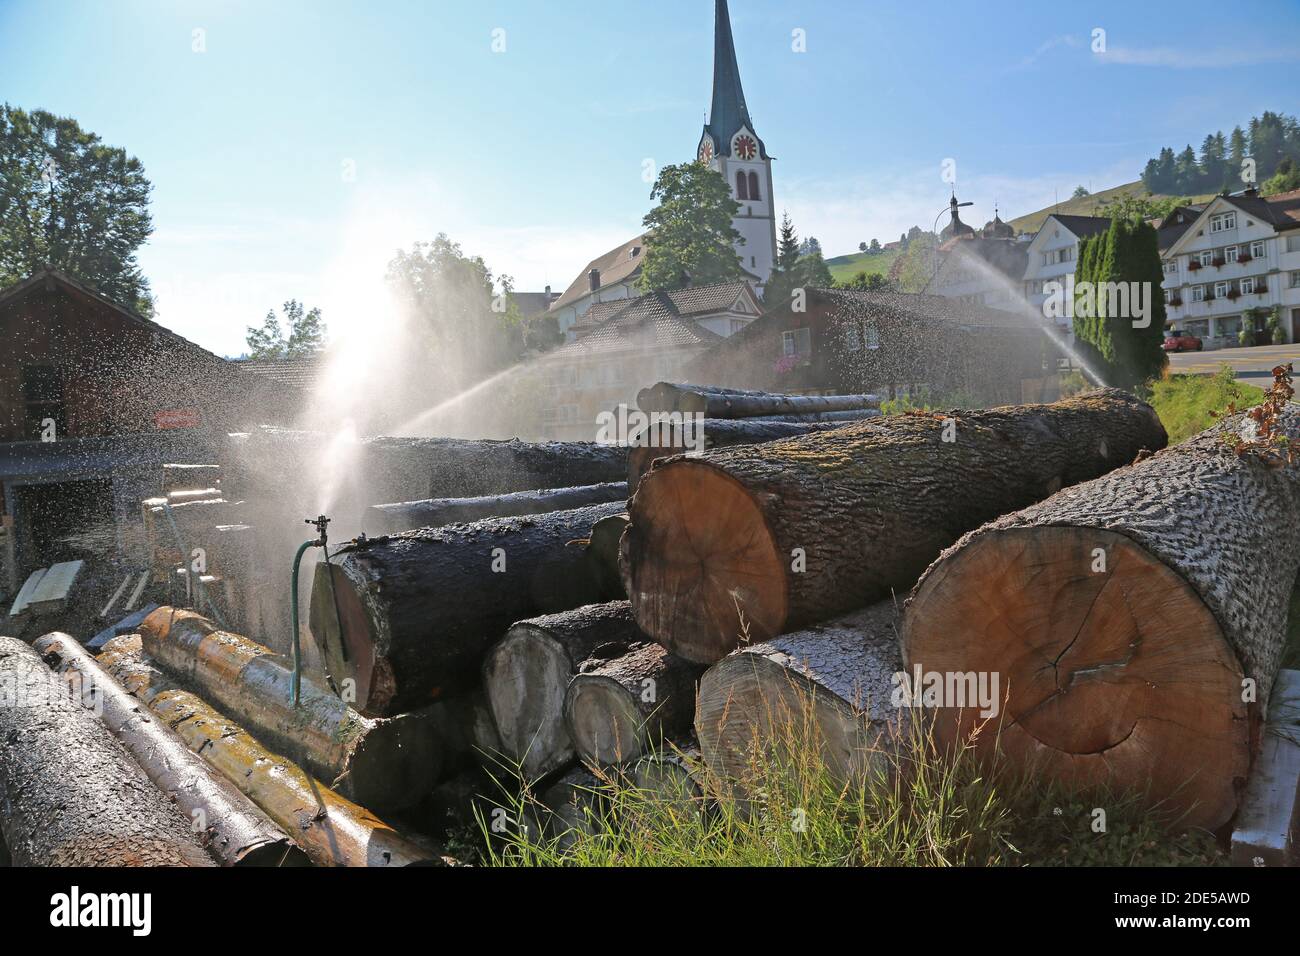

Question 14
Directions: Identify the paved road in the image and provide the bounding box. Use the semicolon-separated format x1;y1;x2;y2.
1166;343;1300;388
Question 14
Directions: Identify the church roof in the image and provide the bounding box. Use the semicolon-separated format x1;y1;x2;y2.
702;0;768;159
553;287;726;358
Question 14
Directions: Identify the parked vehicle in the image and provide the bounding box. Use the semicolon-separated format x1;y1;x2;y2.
1162;329;1203;352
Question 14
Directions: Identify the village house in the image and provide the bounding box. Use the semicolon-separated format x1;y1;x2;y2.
1020;214;1114;332
1160;188;1300;348
686;287;1058;405
539;280;762;440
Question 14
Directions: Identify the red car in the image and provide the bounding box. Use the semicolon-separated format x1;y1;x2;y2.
1162;329;1203;352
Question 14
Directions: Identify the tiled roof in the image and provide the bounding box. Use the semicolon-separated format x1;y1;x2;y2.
235;356;325;390
554;288;725;358
1048;214;1114;239
667;280;751;315
1224;188;1300;230
510;291;559;318
550;235;647;312
817;289;1042;331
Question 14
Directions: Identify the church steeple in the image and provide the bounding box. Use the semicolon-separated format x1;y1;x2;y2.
703;0;767;159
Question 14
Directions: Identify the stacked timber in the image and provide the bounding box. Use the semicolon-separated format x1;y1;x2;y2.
0;636;215;867
620;389;1168;664
138;607;441;813
370;481;629;535
901;403;1300;831
636;382;881;418
98;636;440;867
310;501;627;716
34;633;309;867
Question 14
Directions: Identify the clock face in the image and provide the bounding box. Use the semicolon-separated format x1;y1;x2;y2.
733;134;757;160
698;138;714;165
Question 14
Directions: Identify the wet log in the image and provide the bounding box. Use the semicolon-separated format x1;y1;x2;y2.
311;501;627;717
637;382;881;418
586;513;630;598
223;427;628;507
902;407;1300;831
0;636;214;867
631;738;708;821
139;607;441;812
370;481;629;535
33;632;308;867
696;602;907;789
622;388;1167;664
483;601;643;779
97;636;441;867
564;642;706;766
627;417;868;491
537;765;603;851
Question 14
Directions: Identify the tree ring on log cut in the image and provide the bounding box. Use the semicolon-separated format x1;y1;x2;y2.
565;675;650;765
623;460;787;662
904;526;1250;828
697;653;888;787
312;561;389;713
483;624;573;775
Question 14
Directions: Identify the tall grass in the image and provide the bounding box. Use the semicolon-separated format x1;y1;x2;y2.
475;688;1223;867
1147;364;1265;444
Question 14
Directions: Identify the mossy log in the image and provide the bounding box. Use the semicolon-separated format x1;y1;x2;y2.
0;636;214;867
310;501;626;716
483;601;643;780
621;389;1167;664
564;642;706;766
98;636;441;867
34;632;308;867
902;407;1300;831
138;607;441;812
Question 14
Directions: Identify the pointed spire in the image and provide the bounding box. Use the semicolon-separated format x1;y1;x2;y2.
704;0;766;158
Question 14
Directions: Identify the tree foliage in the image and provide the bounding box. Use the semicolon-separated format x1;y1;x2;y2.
638;162;743;292
245;300;328;359
1072;217;1168;389
0;103;154;313
764;214;832;305
1140;111;1300;196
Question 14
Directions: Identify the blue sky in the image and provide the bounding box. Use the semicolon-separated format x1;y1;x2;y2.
2;0;1298;355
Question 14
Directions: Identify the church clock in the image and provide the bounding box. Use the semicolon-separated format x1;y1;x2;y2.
698;137;714;165
733;133;757;161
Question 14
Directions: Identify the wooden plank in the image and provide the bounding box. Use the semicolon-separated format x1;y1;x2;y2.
99;573;133;620
124;570;150;612
27;560;85;615
1232;669;1300;867
87;602;160;651
7;568;48;619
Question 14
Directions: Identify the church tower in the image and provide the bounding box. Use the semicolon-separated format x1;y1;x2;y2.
696;0;777;285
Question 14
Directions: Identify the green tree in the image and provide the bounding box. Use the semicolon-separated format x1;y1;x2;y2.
245;300;328;359
777;212;800;272
1072;185;1091;199
0;103;153;313
894;233;938;292
638;162;742;292
837;270;891;292
1262;157;1300;195
1072;216;1167;389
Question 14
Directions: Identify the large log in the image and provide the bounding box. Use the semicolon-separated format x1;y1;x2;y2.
139;607;441;812
0;636;214;867
621;388;1167;664
483;601;644;780
901;406;1300;831
97;636;440;867
311;501;627;716
564;642;706;766
695;603;907;789
223;427;628;506
370;482;629;535
586;512;630;598
637;382;881;419
626;417;871;491
32;632;308;867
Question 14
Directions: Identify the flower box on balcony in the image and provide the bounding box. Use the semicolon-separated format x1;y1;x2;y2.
1188;261;1202;271
1212;258;1226;268
1169;297;1182;307
1227;290;1240;301
1239;253;1253;263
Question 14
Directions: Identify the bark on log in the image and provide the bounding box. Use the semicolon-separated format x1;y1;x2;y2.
695;602;907;790
631;738;708;821
0;636;214;867
564;642;706;766
621;388;1167;664
537;765;603;851
223;427;628;507
901;408;1300;831
369;482;629;535
483;601;643;779
97;636;441;867
32;632;308;867
587;513;630;598
637;382;881;418
310;501;627;716
627;417;869;491
139;607;442;812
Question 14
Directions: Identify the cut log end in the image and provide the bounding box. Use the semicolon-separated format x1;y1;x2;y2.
622;460;786;663
904;525;1251;829
311;560;392;716
483;625;575;779
565;675;648;765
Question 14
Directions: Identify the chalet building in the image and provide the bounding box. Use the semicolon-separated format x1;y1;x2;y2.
686;288;1058;406
926;232;1030;314
1161;188;1300;348
0;269;296;583
1020;214;1114;331
540;280;762;440
548;236;649;342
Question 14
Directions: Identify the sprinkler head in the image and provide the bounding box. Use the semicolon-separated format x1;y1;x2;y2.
306;514;331;546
